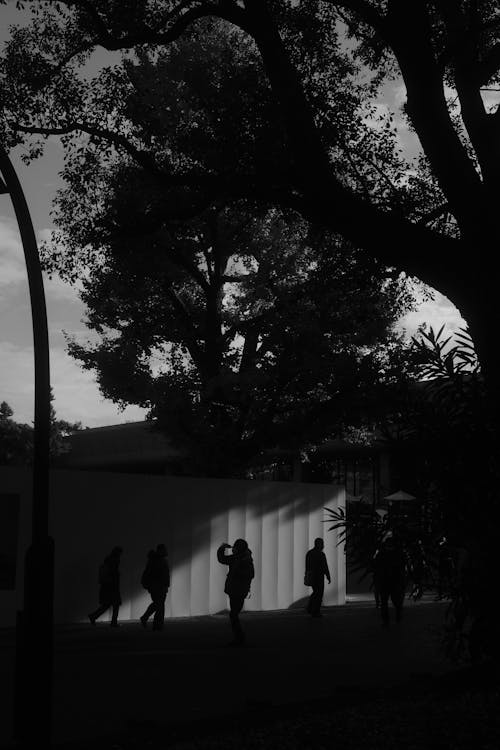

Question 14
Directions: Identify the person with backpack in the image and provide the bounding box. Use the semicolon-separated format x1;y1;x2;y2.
140;544;170;631
217;539;254;646
88;546;123;627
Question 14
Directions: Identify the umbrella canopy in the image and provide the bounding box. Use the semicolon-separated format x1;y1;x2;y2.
384;490;416;502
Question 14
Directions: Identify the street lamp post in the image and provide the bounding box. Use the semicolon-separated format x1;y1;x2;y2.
0;148;54;748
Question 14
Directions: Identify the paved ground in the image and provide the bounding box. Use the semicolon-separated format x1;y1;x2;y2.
1;598;451;747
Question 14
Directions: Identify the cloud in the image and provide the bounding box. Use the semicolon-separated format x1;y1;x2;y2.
45;274;83;304
0;217;89;353
481;88;500;114
368;84;422;162
0;340;147;427
0;217;147;426
0;216;26;288
397;291;468;340
0;219;82;299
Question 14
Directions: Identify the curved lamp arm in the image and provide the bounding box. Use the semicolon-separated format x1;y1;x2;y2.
0;146;53;747
0;147;50;538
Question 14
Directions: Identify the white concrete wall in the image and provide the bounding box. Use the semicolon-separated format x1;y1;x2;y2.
0;467;345;625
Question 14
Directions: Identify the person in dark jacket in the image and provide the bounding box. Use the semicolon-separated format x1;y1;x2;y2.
305;538;331;617
88;546;122;627
217;539;254;646
140;543;170;631
373;533;406;626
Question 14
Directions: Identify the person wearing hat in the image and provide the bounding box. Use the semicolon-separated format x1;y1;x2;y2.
217;539;255;646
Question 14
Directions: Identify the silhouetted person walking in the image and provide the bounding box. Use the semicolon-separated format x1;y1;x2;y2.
217;539;254;646
305;538;331;617
140;544;170;630
373;533;406;626
88;546;122;627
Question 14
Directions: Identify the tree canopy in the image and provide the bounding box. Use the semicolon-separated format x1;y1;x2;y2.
6;16;415;475
62;200;415;474
3;1;497;373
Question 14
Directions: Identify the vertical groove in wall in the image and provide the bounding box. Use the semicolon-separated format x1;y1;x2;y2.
277;493;294;609
261;489;279;610
208;509;229;615
292;491;307;606
189;498;210;616
244;491;262;611
1;469;346;624
171;493;192;617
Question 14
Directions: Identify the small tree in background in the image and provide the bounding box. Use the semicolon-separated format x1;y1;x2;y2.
0;396;82;466
0;401;33;466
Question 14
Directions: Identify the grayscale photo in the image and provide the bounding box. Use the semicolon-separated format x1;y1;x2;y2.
0;2;498;748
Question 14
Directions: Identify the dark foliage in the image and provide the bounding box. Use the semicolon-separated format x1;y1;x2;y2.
327;325;500;663
0;397;82;466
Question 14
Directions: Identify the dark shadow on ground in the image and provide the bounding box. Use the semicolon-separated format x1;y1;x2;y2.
288;596;309;610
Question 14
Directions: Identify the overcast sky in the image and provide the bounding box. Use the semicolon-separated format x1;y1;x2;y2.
0;4;468;428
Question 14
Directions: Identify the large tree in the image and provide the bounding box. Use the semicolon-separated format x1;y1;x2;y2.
2;0;498;658
2;1;494;368
61;200;414;475
13;16;414;475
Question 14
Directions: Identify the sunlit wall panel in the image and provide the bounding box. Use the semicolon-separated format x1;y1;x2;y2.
261;494;280;611
190;512;210;617
277;496;294;610
168;490;192;617
0;467;345;625
208;511;229;614
244;498;263;612
292;492;310;605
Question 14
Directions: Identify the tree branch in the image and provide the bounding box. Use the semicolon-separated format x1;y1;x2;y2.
324;0;388;37
62;0;114;42
416;203;450;226
239;329;259;374
15;121;166;176
11;0;234;87
166;243;212;294
13;120;294;204
333;129;408;211
64;0;253;51
432;2;498;186
383;3;483;231
477;43;500;86
164;284;205;373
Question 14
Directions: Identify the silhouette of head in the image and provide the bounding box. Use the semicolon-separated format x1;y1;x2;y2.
110;546;122;559
156;544;167;556
233;539;248;554
314;538;324;550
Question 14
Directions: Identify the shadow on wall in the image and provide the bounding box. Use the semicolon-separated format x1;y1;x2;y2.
1;468;345;624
